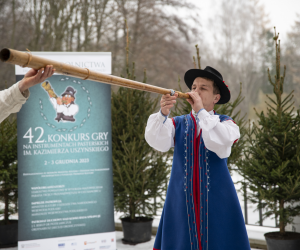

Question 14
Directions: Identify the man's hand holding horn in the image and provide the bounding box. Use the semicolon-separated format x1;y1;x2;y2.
160;93;178;116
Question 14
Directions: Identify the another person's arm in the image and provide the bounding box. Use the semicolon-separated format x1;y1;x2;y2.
0;65;54;123
0;82;29;123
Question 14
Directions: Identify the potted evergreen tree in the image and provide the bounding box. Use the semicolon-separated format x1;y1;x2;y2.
0;116;18;246
111;22;171;244
112;86;171;244
237;29;300;250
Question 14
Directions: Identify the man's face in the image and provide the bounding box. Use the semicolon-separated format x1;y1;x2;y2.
62;94;74;105
191;77;220;111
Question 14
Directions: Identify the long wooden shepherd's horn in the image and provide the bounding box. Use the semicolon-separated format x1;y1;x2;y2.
0;48;191;99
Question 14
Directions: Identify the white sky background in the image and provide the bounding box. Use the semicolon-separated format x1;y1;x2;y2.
192;0;300;44
256;0;299;41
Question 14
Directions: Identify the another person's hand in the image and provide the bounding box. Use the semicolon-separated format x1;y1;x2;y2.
18;65;55;93
57;98;62;105
186;91;204;113
160;93;178;116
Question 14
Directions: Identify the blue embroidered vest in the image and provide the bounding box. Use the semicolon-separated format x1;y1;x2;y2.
153;112;250;250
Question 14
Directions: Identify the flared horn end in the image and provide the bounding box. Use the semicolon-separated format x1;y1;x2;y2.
0;48;11;62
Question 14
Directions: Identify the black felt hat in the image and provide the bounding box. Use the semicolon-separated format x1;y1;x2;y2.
62;86;76;98
184;66;230;104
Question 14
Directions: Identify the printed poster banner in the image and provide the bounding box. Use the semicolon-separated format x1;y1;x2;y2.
16;52;116;250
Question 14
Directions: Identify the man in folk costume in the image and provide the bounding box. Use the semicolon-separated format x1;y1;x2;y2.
145;66;250;250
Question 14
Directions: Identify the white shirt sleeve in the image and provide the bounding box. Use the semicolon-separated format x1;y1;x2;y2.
50;97;58;110
49;98;66;114
0;82;30;123
145;111;175;152
198;109;240;159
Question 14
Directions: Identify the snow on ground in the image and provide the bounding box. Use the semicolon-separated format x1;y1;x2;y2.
0;231;263;250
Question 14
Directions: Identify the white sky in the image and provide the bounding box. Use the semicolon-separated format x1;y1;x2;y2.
261;0;299;39
192;0;300;43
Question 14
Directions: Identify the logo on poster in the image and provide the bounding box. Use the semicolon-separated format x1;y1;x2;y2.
84;241;97;245
41;81;79;123
58;243;65;248
38;77;93;133
21;243;40;248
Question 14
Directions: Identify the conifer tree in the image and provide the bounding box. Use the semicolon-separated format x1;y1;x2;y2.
111;22;171;221
0;116;18;225
237;29;300;234
172;45;246;172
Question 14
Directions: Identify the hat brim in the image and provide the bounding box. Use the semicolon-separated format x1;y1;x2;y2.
184;69;230;104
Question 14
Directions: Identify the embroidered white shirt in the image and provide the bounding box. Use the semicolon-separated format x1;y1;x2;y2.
145;109;240;159
0;81;30;123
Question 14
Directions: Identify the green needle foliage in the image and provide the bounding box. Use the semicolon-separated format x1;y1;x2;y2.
111;21;171;221
236;29;300;234
0;116;18;225
172;44;246;172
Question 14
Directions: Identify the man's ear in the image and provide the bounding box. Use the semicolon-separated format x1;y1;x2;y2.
213;94;221;104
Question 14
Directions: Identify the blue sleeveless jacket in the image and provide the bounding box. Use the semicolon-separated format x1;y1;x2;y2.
153;112;250;250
